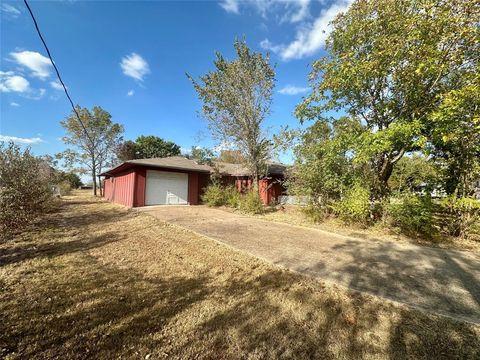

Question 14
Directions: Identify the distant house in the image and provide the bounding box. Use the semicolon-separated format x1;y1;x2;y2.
99;156;288;207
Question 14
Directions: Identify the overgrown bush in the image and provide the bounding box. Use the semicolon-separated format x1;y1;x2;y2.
56;181;72;196
440;195;480;238
202;183;227;206
239;190;264;214
303;204;328;223
0;142;54;240
332;184;371;225
385;193;434;237
224;185;241;208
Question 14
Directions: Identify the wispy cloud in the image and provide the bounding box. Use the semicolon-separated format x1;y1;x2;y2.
10;102;20;107
278;85;309;95
10;51;52;79
288;0;310;23
219;0;310;23
0;71;30;93
50;80;65;91
1;3;21;18
219;0;239;14
120;53;150;82
261;0;352;60
127;89;134;96
0;135;45;144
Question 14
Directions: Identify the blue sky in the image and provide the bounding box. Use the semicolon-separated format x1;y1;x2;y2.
1;0;352;163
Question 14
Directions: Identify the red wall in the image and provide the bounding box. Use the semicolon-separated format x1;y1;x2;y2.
103;166;210;207
228;176;286;205
134;168;146;207
104;170;136;207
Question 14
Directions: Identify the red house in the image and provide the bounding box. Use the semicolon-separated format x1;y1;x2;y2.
100;156;287;207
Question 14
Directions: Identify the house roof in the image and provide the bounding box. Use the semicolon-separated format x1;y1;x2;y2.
214;161;288;177
99;156;212;176
100;156;288;177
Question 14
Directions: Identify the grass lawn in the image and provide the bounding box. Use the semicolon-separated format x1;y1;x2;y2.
1;191;479;359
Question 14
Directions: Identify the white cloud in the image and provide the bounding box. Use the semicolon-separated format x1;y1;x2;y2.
0;71;45;99
0;135;45;144
214;141;236;152
219;0;239;14
0;71;30;93
1;3;21;17
127;89;134;96
219;0;310;22
10;51;52;79
278;85;309;95
10;102;20;107
120;53;150;81
288;0;310;23
260;39;284;53
261;0;352;60
50;80;64;91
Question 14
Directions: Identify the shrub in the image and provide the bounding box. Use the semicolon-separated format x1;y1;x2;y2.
440;195;480;238
303;204;328;223
385;193;434;237
56;181;72;196
332;184;371;224
239;190;264;214
224;185;241;208
0;142;54;240
201;183;227;207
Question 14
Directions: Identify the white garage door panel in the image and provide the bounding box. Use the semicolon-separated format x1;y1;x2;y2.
145;170;188;205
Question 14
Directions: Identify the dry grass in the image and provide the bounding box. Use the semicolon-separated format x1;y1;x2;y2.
246;205;480;253
1;191;479;359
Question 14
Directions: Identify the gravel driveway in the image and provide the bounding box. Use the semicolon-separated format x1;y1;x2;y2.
143;205;480;324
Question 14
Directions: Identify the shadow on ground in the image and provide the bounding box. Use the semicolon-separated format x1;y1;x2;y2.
1;196;479;359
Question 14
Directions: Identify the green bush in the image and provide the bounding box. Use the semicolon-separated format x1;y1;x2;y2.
224;185;241;208
303;204;328;223
440;195;480;238
385;193;433;237
332;184;371;224
239;190;264;214
0;142;54;240
202;183;227;207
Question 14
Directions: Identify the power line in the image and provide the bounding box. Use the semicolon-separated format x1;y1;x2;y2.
23;0;94;146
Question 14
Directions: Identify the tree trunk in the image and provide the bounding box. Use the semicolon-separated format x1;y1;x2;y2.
92;161;97;196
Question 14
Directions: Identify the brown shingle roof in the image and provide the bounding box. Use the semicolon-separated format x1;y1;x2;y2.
100;156;288;177
213;161;288;177
100;156;211;175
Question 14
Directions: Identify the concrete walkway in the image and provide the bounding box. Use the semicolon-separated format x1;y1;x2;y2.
143;206;480;324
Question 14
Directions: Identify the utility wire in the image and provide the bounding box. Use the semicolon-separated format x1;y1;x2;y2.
23;0;94;147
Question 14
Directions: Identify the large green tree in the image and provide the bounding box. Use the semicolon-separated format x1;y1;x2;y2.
116;136;181;161
188;39;275;188
428;80;480;196
296;0;478;198
59;106;123;196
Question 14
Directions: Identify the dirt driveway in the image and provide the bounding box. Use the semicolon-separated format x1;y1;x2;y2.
143;205;480;324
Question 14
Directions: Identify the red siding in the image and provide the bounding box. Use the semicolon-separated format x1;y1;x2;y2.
230;176;286;205
104;177;114;201
187;173;198;205
103;170;135;207
102;165;210;207
134;169;146;207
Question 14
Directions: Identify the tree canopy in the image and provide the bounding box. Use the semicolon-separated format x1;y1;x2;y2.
59;106;123;196
116;136;181;161
295;0;478;198
188;39;275;186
